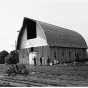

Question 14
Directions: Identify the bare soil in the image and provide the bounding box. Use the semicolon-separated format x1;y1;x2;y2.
0;63;88;86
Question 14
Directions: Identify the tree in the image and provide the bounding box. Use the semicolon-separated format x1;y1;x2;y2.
5;50;19;64
0;50;9;64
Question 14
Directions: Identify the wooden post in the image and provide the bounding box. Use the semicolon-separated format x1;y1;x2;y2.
27;48;29;64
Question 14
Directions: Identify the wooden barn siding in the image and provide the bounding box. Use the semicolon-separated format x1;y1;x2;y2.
18;46;50;65
18;48;29;64
18;46;87;65
33;46;50;65
49;47;86;63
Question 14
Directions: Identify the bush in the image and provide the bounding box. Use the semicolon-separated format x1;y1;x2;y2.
5;64;17;76
0;50;9;64
5;51;19;64
16;63;29;75
5;64;29;76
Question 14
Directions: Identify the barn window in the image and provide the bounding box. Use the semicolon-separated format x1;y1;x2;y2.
27;20;36;39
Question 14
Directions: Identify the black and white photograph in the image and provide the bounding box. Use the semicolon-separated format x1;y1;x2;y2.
0;0;88;87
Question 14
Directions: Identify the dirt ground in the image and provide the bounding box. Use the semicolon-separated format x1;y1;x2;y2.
0;63;88;86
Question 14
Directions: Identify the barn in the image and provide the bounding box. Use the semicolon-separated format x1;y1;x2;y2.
16;17;88;65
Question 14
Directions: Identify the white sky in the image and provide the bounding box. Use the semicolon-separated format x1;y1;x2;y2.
0;0;88;52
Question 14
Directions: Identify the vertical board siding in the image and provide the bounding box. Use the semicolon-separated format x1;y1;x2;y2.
18;48;29;64
18;46;87;65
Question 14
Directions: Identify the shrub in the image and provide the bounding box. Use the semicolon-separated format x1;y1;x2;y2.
16;63;29;75
5;51;19;64
5;64;29;76
5;64;17;76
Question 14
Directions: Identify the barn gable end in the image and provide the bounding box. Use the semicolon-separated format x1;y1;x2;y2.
17;18;48;49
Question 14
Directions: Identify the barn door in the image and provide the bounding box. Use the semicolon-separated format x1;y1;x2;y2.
29;52;37;65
